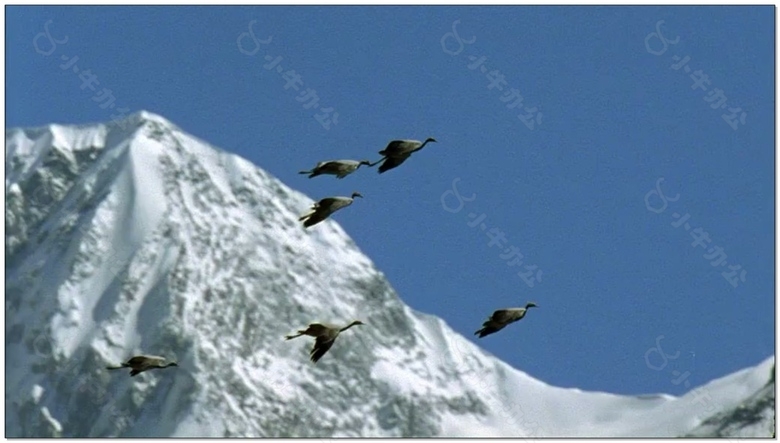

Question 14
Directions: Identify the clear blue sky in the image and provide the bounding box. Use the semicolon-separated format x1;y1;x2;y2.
7;6;774;397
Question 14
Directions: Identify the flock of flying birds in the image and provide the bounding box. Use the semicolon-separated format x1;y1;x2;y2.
106;137;538;377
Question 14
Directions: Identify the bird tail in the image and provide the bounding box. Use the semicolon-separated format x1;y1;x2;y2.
298;170;312;175
285;332;304;340
106;365;124;370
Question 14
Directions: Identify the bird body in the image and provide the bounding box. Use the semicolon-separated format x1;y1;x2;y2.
285;320;365;363
299;159;372;179
474;302;538;338
370;137;437;174
298;192;362;228
106;355;178;377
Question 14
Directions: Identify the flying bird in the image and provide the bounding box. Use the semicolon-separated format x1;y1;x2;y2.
298;192;363;228
106;355;179;377
369;138;437;174
298;159;373;179
474;302;538;338
285;320;365;363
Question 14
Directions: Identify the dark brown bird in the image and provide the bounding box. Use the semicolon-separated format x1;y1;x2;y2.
106;355;178;377
285;320;365;363
369;138;437;174
298;192;362;228
298;159;373;179
475;302;538;338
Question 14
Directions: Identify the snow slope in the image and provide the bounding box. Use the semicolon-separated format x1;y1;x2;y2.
685;363;775;438
5;111;775;437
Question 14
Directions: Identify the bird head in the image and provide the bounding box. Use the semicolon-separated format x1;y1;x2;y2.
359;160;372;167
525;302;538;309
351;192;363;199
166;362;179;368
425;137;438;144
351;320;365;327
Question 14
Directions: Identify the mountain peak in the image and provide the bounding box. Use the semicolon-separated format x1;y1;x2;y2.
128;110;173;126
114;109;181;134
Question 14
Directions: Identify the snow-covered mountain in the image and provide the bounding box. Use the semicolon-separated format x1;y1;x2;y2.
5;111;775;437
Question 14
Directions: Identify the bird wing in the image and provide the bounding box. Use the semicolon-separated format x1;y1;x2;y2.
379;140;407;155
475;322;505;338
300;199;323;213
320;198;352;212
378;156;409;174
302;209;330;228
476;309;526;338
306;323;330;336
317;161;349;172
490;309;522;323
310;336;336;363
317;323;341;332
317;197;340;208
299;205;319;220
126;356;155;366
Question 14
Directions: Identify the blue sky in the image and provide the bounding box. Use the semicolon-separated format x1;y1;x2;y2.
7;6;774;397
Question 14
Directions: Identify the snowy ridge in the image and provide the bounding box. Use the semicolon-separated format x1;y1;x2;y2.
5;111;775;437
